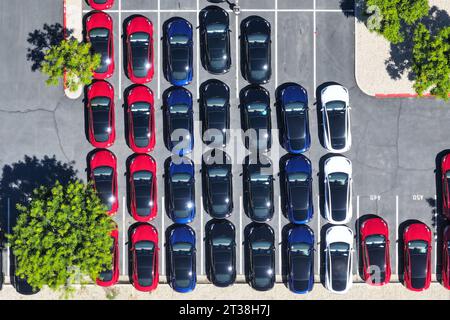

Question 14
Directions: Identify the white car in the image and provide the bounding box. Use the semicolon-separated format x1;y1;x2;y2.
325;225;354;294
320;84;351;152
324;155;352;224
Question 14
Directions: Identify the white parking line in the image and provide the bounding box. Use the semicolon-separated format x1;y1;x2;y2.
82;9;354;14
122;195;126;275
434;194;437;271
313;0;317;98
161;197;165;276
200;195;204;275
274;0;278;89
316;194;320;275
395;195;399;274
6;197;10;277
157;0;161;99
235;14;239;99
118;0;122;99
239;195;243;275
278;195;282;277
196;0;200;100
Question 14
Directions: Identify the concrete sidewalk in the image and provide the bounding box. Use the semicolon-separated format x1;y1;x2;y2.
1;278;449;300
355;0;450;97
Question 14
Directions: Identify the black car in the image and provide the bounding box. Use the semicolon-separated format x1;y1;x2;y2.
245;223;275;291
199;5;231;74
11;251;39;295
163;86;194;156
199;79;230;147
202;150;233;219
240;85;272;152
205;219;236;287
240;16;271;84
243;154;274;222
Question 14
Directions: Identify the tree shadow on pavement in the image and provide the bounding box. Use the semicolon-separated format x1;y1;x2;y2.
0;155;77;294
26;23;73;72
385;6;450;80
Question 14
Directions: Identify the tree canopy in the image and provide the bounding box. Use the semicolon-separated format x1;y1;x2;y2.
365;0;429;43
412;24;450;100
40;39;100;92
7;181;115;292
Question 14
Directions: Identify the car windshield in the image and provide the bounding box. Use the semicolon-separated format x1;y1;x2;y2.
135;240;154;287
408;240;428;254
133;170;153;215
291;242;311;256
207;96;226;108
171;172;192;183
330;242;350;254
253;252;272;288
130;32;150;77
285;102;305;112
247;102;267;113
91;97;111;142
170;104;189;114
326;100;346;111
446;171;450;194
173;242;193;288
208;167;229;178
89;28;110;73
213;236;232;247
288;172;308;183
252;240;272;251
170;35;189;44
131;102;150;147
93;166;113;209
288;173;310;213
291;254;311;282
207;23;226;33
248;33;268;43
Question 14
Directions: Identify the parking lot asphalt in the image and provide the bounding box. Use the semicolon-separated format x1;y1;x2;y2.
0;0;449;292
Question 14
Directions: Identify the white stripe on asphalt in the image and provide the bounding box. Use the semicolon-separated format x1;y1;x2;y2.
313;0;317;98
122;195;126;275
316;194;320;275
161;196;165;276
118;0;122;99
239;195;243;275
274;0;278;89
200;196;204;275
235;14;239;99
196;0;200;101
395;195;399;274
157;0;161;99
278;195;282;277
82;9;353;13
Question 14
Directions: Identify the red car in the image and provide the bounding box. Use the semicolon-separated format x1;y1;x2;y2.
86;80;115;148
441;154;450;219
85;11;114;79
126;85;155;153
88;0;114;10
126;16;154;84
96;227;119;287
360;217;391;286
128;154;157;222
403;222;432;291
89;149;118;215
130;223;159;291
442;225;450;289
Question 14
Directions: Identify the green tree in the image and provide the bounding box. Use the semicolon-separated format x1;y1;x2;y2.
365;0;429;43
40;39;100;92
7;181;115;293
412;23;450;100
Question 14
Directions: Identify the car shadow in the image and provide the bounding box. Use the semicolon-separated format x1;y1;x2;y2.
278;153;293;220
319;223;334;287
280;223;293;287
26;23;72;72
274;82;297;148
432;150;450;283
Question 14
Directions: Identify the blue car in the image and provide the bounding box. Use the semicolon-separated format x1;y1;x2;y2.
286;225;314;294
163;86;194;156
283;155;313;224
276;83;310;153
163;17;193;86
167;157;195;223
167;225;196;293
